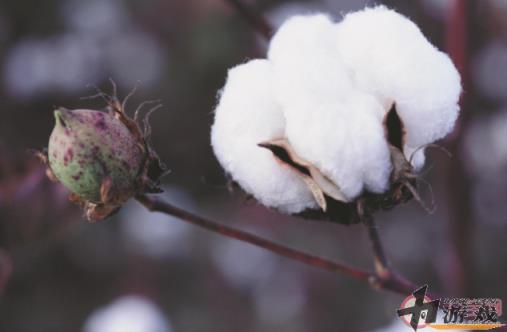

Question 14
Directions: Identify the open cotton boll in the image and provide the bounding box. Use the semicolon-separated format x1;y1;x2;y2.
212;7;457;218
211;59;318;214
268;14;353;105
283;92;392;199
335;6;461;168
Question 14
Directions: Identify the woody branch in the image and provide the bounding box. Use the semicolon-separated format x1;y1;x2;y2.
136;193;419;296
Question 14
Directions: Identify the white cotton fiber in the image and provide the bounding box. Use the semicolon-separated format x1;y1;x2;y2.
283;93;392;198
211;60;318;214
267;14;391;197
268;14;353;105
211;6;461;213
335;6;461;168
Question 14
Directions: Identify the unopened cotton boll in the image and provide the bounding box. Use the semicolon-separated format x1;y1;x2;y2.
211;59;318;214
335;6;461;168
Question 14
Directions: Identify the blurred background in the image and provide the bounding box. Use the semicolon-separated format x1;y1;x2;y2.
0;0;506;331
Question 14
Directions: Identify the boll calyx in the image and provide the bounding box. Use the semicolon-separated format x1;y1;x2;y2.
41;93;166;221
211;6;461;224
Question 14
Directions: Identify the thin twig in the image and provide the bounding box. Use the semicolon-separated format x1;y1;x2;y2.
223;0;274;39
356;200;440;297
135;194;419;296
136;194;370;279
358;199;391;279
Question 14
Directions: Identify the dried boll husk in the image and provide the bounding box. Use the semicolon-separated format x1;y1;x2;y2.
259;105;425;225
39;92;167;221
259;142;416;225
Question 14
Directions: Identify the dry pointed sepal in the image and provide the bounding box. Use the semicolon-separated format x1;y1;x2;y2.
258;138;349;212
382;104;436;213
39;87;167;222
389;145;412;183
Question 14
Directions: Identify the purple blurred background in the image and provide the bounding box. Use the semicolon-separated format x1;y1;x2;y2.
0;0;506;331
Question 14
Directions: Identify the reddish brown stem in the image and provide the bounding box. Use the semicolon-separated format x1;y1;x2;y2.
223;0;274;39
357;204;431;297
136;194;419;296
358;200;391;278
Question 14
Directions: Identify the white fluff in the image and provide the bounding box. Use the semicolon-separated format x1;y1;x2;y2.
211;59;318;214
268;14;391;197
268;14;353;105
83;296;172;332
211;6;461;213
283;96;392;198
335;6;461;168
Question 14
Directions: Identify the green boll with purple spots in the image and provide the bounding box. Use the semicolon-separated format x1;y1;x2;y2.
48;108;144;203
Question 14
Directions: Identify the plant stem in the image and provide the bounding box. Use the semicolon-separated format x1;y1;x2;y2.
358;199;391;279
136;194;419;296
223;0;274;39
